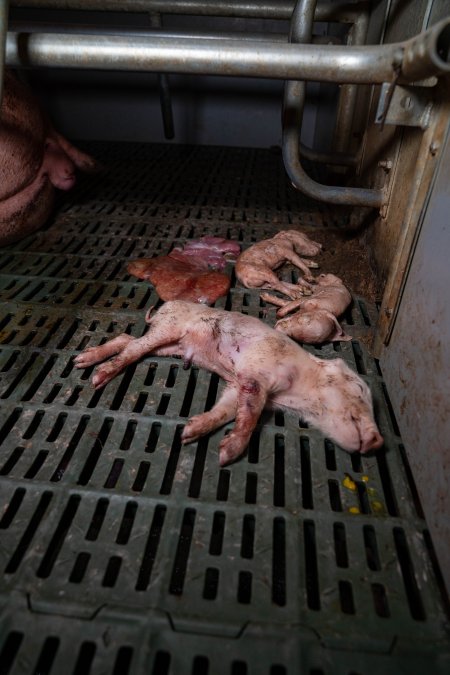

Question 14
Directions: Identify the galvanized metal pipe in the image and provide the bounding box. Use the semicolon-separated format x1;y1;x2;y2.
9;0;369;23
284;0;319;157
0;0;9;108
282;0;381;206
7;20;346;45
285;0;358;168
284;80;382;206
284;0;366;166
402;20;450;82
332;7;369;155
5;21;287;42
5;21;450;83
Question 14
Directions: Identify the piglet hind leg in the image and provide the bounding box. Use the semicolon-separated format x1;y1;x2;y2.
219;378;268;466
73;334;134;369
181;385;238;445
283;249;319;280
75;326;181;390
271;278;312;298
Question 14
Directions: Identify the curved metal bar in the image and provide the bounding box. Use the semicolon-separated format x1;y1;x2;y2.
332;7;369;154
283;81;383;206
281;14;450;205
298;144;357;166
402;20;450;81
285;0;365;167
282;0;382;207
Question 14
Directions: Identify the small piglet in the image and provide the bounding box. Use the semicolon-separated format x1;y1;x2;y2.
275;309;352;343
235;229;322;298
261;273;352;343
0;69;97;246
277;273;352;317
74;300;383;465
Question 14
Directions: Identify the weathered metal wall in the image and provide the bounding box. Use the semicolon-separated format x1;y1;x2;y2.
380;121;450;596
356;0;450;350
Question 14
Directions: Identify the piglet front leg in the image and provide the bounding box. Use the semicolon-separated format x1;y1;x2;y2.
260;292;304;315
181;384;238;445
218;378;267;466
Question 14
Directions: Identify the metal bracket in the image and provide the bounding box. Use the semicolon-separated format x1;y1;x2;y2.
376;83;434;130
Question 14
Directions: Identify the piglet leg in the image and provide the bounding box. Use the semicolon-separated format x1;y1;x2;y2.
219;378;267;466
259;293;305;316
282;250;319;280
260;292;286;308
268;275;312;298
75;323;183;389
181;385;238;444
276;298;305;317
73;334;134;369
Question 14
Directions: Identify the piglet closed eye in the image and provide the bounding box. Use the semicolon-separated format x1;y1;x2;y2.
74;301;383;465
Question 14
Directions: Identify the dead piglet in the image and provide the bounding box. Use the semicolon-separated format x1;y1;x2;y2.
261;273;352;344
0;69;97;246
280;273;352;317
275;309;352;343
74;301;383;465
235;229;322;298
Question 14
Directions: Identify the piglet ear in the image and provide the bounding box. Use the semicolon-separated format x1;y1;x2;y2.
328;313;352;342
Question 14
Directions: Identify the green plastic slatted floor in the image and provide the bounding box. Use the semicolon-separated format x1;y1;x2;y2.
0;143;448;675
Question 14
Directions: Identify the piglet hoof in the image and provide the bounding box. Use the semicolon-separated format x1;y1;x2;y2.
73;348;103;369
91;366;117;390
181;416;205;445
219;434;246;466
